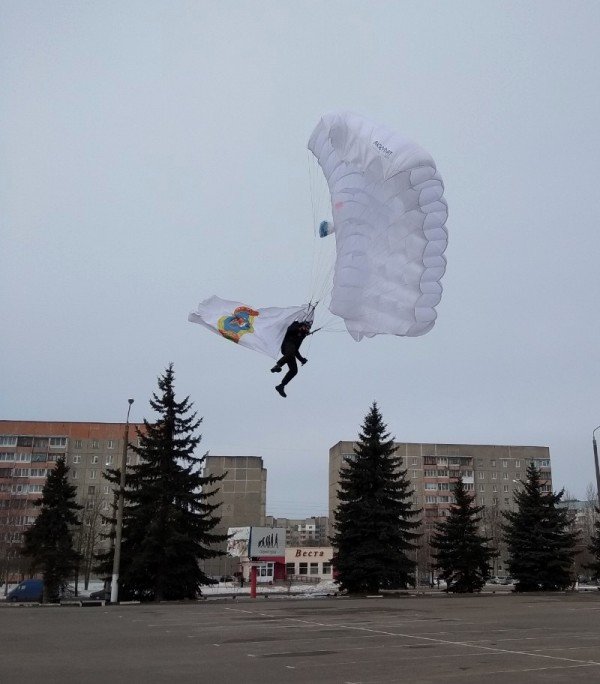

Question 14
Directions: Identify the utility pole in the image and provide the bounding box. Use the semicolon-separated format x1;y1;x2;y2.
592;426;600;507
110;399;134;604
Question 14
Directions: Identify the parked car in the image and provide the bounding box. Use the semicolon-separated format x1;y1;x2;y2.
89;588;108;600
7;579;44;602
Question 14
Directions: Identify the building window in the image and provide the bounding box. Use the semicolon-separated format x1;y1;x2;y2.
515;460;521;468
515;472;521;480
105;455;113;466
411;458;418;465
478;484;484;492
412;469;418;477
286;562;295;576
503;485;509;492
72;455;80;464
503;473;508;480
490;460;496;467
89;470;97;480
502;460;508;468
493;497;499;505
310;563;319;575
492;472;497;480
424;470;436;477
107;440;114;449
49;437;67;448
0;436;18;447
493;485;498;492
88;485;96;495
91;455;99;464
72;469;78;479
91;440;99;449
322;563;331;574
74;440;83;449
504;498;510;505
298;563;308;575
425;483;437;490
103;485;110;494
479;497;485;505
478;472;485;480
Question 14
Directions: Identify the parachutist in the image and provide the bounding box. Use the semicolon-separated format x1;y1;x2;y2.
272;320;311;396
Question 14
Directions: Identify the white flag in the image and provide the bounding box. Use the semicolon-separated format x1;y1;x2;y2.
188;296;313;359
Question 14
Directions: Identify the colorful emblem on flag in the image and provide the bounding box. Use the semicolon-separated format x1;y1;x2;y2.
217;306;260;343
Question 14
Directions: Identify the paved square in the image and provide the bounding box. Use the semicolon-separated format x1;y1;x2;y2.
2;593;600;683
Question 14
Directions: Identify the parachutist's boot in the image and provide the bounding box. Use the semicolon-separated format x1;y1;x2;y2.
271;365;282;373
275;384;287;398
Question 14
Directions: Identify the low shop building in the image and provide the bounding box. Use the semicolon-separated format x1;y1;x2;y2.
285;546;333;582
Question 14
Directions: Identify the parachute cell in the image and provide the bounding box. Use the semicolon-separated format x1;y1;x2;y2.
308;111;448;341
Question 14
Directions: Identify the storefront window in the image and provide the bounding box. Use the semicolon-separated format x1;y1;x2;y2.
310;563;319;575
299;563;308;575
322;563;331;574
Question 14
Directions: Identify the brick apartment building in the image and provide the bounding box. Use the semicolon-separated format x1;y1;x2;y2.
0;420;143;580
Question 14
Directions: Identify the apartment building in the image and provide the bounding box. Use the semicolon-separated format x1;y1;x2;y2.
200;455;267;578
265;516;329;547
329;441;552;578
0;420;142;558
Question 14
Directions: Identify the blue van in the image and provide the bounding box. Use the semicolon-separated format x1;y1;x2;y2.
7;579;44;602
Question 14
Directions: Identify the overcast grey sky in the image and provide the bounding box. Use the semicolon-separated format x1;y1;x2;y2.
2;1;600;517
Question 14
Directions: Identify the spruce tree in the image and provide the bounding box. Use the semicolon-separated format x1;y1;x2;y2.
502;463;579;591
430;478;496;592
586;507;600;581
22;456;82;602
331;403;421;593
100;364;228;601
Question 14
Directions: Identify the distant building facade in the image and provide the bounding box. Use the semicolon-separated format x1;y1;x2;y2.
0;420;143;580
265;516;329;547
329;441;552;579
200;455;267;578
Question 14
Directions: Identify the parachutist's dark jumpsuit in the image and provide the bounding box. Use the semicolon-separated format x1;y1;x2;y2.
274;322;310;388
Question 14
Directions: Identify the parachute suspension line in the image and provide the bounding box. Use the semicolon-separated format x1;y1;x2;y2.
306;151;331;307
306;150;343;335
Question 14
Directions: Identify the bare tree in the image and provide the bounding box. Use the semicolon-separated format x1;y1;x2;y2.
481;503;503;576
74;492;105;592
0;467;29;594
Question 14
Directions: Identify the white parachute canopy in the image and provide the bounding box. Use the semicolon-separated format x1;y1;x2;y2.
308;111;448;341
188;296;313;360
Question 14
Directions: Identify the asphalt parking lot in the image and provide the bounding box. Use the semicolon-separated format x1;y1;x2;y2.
2;593;600;684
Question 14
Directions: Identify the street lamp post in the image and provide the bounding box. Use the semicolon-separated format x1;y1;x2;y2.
110;398;134;604
592;426;600;508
